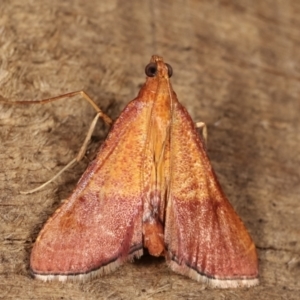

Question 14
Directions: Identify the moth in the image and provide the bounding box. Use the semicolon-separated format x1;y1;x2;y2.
18;55;258;288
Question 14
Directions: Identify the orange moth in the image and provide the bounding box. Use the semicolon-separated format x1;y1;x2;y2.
9;55;259;288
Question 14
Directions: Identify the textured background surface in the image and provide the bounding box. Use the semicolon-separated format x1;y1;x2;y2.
0;0;299;299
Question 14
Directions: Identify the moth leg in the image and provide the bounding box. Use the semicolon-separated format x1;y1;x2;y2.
0;90;113;126
195;121;207;145
2;91;113;194
21;112;104;194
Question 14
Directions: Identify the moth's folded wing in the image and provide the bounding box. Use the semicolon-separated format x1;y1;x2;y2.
30;99;149;281
165;103;258;288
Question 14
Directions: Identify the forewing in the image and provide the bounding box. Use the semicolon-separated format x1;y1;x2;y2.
30;98;150;281
165;102;258;288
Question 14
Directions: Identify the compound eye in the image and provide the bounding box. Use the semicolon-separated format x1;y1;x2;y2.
145;63;157;77
166;63;173;78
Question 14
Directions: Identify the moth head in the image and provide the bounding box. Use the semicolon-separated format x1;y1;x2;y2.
145;56;173;78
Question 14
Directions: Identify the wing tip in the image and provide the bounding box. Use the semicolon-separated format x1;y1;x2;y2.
31;248;143;282
168;260;259;289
